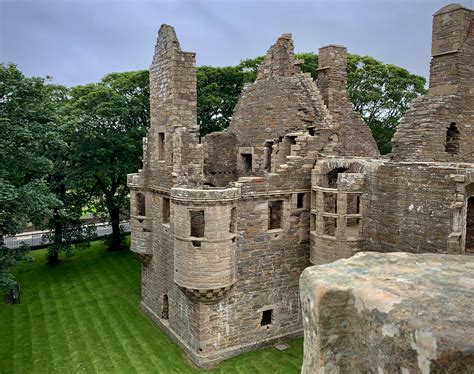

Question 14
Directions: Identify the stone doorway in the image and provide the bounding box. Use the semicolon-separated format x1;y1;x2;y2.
466;196;474;254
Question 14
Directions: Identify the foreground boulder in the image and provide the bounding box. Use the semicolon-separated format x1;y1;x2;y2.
300;252;474;373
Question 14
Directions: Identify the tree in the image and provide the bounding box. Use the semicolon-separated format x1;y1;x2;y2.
347;55;427;154
66;70;149;251
43;85;97;263
0;64;59;288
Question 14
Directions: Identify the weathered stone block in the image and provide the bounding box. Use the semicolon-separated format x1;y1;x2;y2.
300;252;474;373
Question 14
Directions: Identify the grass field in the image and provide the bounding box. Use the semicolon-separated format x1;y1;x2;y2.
0;239;303;373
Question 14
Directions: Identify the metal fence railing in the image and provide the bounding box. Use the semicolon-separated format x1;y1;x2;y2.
4;222;131;249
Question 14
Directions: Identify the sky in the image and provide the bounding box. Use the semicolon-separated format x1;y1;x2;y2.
1;0;473;87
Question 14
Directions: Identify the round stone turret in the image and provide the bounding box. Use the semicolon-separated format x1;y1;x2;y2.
171;186;240;303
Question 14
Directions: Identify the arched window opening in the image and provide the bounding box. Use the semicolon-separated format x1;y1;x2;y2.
136;193;146;216
445;123;460;155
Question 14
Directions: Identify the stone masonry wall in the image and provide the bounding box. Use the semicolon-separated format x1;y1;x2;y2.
300;252;474;373
364;162;474;254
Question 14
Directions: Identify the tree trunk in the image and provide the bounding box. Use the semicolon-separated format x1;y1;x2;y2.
47;209;62;264
107;205;122;251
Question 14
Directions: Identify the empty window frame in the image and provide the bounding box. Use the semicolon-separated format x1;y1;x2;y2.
346;217;361;238
310;213;316;232
323;216;337;237
445;123;460;155
264;141;273;172
190;210;205;238
230;207;237;234
136;193;146;216
158;132;165;161
268;200;284;230
260;309;273;326
296;193;306;209
346;193;361;215
241;153;253;174
323;192;337;213
161;294;169;319
162;197;170;224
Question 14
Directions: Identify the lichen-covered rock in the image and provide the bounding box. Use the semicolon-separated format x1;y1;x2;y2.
300;252;474;373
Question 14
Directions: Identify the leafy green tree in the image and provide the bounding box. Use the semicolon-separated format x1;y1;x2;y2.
66;70;149;251
43;85;97;263
347;55;427;154
0;64;59;288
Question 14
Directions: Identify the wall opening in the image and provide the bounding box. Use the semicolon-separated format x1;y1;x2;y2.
158;132;165;161
161;295;169;319
260;309;273;326
308;127;315;136
241;153;252;174
327;167;348;188
190;210;205;238
264;141;273;172
136;193;146;216
445;123;460;155
323;216;337;236
268;200;283;230
230;207;237;234
297;193;305;209
310;214;316;232
323;192;337;213
466;196;474;253
346;217;361;238
347;193;361;214
163;197;170;224
282;136;296;160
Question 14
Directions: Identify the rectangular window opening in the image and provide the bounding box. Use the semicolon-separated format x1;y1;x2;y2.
163;197;170;224
323;216;337;237
158;132;165;161
310;214;316;232
230;207;237;234
190;210;205;238
323;192;337;213
268;200;283;230
260;309;273;326
346;217;361;238
264;142;273;172
347;193;361;215
297;193;305;209
241;153;252;174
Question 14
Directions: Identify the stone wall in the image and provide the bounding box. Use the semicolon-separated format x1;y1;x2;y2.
316;46;379;158
202;132;237;187
300;252;474;373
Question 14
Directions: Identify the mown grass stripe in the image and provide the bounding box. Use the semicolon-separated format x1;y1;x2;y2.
1;239;303;373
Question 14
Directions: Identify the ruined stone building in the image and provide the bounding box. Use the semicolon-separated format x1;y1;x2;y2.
128;3;473;367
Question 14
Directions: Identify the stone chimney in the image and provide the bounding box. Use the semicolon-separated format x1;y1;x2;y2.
316;45;348;110
429;3;474;96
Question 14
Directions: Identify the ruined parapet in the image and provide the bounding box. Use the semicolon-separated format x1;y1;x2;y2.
310;159;377;265
171;186;240;303
300;252;474;373
256;33;301;80
391;4;473;162
316;45;379;158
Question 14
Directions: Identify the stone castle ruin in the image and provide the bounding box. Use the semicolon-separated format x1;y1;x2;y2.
128;3;473;368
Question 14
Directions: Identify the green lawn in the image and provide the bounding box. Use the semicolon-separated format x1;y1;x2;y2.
0;239;303;373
